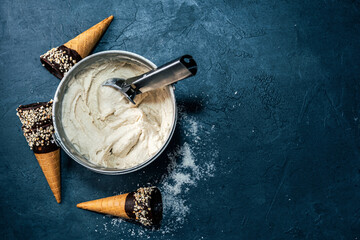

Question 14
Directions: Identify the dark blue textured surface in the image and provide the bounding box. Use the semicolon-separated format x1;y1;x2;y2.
1;0;360;239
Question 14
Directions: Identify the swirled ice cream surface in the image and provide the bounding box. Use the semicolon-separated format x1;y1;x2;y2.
61;59;174;169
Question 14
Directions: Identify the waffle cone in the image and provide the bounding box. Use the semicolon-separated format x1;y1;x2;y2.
63;15;113;58
77;193;130;219
34;149;61;203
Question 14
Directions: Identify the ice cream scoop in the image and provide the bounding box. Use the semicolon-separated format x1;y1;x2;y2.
102;55;197;104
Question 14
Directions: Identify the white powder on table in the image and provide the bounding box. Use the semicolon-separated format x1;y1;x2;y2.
94;110;218;238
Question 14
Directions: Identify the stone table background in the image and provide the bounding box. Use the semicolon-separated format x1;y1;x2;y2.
1;0;360;239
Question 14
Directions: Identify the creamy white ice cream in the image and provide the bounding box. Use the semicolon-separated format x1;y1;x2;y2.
61;58;174;169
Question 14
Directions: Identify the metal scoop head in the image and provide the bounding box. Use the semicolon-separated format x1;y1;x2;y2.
102;78;138;104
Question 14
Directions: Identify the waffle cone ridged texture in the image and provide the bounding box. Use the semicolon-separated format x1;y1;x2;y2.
64;15;114;58
77;193;130;219
34;149;61;203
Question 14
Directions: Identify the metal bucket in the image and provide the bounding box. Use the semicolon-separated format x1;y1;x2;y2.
53;50;177;175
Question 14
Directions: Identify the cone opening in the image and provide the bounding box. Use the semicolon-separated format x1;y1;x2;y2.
149;188;163;226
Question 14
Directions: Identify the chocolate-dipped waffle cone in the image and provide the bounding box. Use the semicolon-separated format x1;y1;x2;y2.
40;15;114;79
16;100;61;203
77;187;163;227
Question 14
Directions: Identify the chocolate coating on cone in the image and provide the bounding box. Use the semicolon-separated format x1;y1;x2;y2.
149;188;163;226
40;45;82;80
132;187;163;227
22;123;59;154
125;192;136;218
16;100;59;152
17;101;53;129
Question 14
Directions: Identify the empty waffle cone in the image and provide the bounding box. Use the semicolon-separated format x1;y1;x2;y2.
34;149;61;203
77;187;163;227
64;15;114;58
